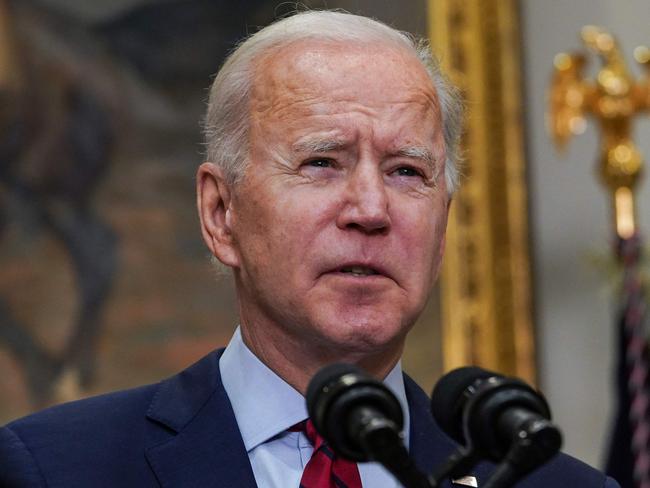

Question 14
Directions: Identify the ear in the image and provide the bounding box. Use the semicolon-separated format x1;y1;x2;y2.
196;162;240;268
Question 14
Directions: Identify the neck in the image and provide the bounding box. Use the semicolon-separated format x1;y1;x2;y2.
239;321;404;395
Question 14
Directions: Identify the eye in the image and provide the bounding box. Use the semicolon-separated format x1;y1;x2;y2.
299;158;340;180
306;158;334;168
393;166;423;178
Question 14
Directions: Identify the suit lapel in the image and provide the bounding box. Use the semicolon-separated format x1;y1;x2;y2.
142;353;491;488
405;373;456;488
144;349;257;488
405;374;491;488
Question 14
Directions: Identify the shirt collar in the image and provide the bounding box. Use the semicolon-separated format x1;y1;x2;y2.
220;326;410;452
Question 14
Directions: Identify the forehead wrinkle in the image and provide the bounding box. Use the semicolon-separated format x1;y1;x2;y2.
252;41;440;116
249;41;445;167
251;91;320;125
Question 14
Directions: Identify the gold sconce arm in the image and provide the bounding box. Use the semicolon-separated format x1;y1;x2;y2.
634;45;650;111
549;26;646;239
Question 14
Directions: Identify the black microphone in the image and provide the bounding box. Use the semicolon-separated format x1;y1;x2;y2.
431;366;561;462
306;363;434;488
430;367;562;487
306;363;404;461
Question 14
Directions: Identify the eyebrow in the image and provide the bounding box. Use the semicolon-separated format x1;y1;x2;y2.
395;146;437;171
291;138;348;154
291;139;438;171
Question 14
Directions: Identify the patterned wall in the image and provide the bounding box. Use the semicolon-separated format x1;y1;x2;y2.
0;0;441;423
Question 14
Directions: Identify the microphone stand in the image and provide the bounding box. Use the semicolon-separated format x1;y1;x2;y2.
428;445;481;486
349;400;556;488
482;463;520;488
349;411;559;488
353;408;436;488
426;415;562;488
482;416;562;488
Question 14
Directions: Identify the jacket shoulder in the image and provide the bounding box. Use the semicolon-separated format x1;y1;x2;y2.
0;383;161;487
0;350;225;487
402;373;618;487
5;382;159;443
524;452;620;488
0;425;47;487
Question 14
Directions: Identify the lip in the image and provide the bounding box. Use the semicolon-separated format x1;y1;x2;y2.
322;261;394;282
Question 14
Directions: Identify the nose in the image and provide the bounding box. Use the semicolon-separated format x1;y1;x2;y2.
336;162;391;234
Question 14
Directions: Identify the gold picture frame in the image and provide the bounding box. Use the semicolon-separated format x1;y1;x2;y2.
429;0;536;383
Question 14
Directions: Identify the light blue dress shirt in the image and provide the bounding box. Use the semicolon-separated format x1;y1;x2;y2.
219;327;410;487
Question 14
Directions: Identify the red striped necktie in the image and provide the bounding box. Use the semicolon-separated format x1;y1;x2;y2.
291;419;363;488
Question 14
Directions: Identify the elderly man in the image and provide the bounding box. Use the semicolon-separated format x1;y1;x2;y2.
0;10;618;488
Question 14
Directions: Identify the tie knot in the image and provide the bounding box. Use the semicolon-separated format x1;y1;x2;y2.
289;419;362;487
289;419;326;451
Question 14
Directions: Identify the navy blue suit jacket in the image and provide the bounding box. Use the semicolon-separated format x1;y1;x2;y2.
0;349;618;487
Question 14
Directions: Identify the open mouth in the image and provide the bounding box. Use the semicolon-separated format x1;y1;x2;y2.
338;266;379;277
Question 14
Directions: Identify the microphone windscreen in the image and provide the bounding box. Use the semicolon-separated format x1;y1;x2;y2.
306;363;363;421
430;366;496;443
306;363;404;461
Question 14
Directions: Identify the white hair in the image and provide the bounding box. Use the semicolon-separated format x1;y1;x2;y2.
203;10;464;194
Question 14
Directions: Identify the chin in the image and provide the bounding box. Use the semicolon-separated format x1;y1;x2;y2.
309;304;412;353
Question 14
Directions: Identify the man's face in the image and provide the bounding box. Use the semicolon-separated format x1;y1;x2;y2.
222;41;448;358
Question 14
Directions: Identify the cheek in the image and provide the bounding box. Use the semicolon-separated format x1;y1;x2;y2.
230;190;281;277
426;216;448;284
401;205;447;283
235;187;330;271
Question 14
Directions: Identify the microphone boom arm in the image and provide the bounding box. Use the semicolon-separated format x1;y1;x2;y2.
351;405;437;488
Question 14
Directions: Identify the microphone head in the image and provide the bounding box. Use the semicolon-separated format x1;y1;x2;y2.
431;366;498;444
430;366;496;444
431;366;555;461
306;363;360;418
306;363;404;461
